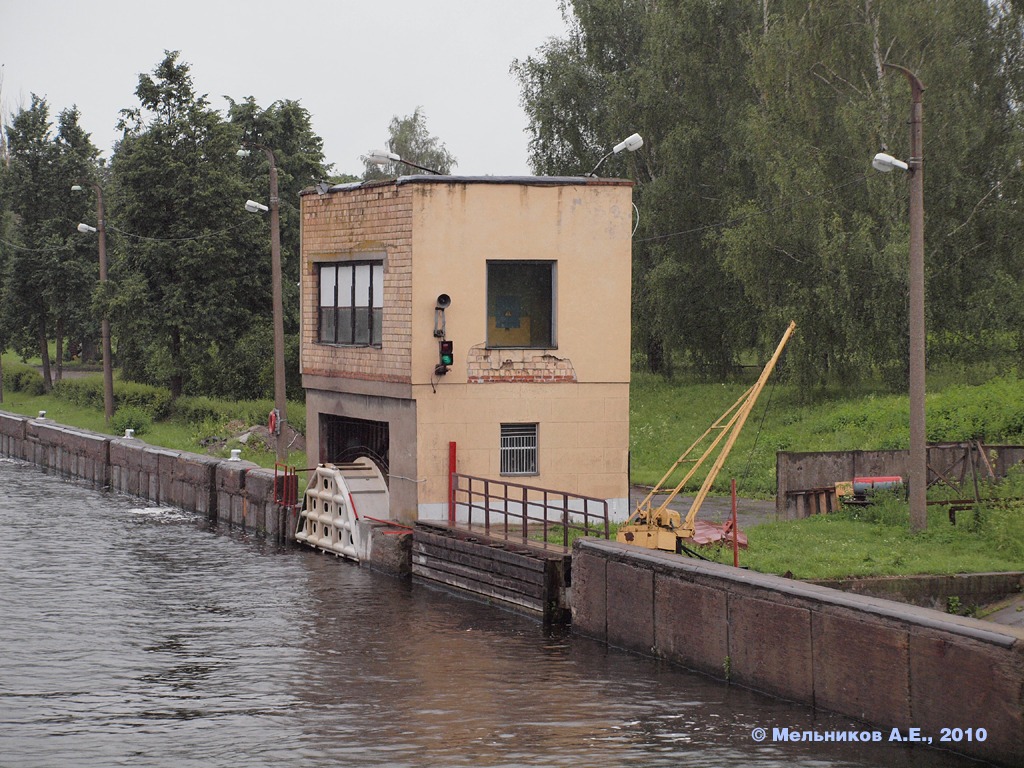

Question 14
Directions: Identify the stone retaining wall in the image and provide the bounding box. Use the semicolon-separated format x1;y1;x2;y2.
0;410;293;542
573;538;1024;767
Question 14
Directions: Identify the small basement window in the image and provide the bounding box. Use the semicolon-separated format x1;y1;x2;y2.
500;423;538;475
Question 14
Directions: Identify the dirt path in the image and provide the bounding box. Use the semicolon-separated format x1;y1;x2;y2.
629;485;778;532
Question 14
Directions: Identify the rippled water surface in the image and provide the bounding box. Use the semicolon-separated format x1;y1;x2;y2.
0;459;978;767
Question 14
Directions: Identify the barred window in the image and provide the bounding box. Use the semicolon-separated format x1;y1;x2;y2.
500;423;538;476
319;261;383;346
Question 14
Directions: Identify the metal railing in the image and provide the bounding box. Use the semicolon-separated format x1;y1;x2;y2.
450;473;610;547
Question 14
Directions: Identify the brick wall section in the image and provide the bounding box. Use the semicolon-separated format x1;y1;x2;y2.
300;183;413;383
466;344;578;383
574;538;1024;767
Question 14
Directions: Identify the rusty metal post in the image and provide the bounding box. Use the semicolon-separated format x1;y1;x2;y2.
731;478;739;567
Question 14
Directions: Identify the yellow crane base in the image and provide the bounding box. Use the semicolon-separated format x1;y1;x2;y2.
616;524;688;553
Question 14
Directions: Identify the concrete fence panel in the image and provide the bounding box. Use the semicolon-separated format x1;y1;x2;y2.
777;444;1024;518
1;410;296;546
23;420;110;487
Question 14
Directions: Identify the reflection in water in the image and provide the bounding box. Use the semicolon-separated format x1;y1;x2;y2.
0;459;976;767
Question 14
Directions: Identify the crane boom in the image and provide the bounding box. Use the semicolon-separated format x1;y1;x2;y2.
618;321;796;552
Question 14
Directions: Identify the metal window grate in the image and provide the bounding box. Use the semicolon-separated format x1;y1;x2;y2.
500;423;538;475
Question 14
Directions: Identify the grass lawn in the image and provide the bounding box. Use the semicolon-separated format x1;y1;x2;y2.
704;497;1024;579
0;365;306;470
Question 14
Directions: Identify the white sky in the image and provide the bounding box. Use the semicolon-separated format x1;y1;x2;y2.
0;0;570;176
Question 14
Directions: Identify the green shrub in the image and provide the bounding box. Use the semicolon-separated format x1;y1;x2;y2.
115;381;173;419
171;395;306;434
2;362;45;395
53;377;105;408
52;377;173;420
111;405;153;436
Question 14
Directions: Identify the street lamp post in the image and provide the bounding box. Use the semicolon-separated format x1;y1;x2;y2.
72;182;115;425
876;63;927;532
588;132;644;177
366;149;442;175
240;143;288;463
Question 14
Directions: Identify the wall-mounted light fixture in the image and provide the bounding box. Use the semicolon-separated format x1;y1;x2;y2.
434;294;452;376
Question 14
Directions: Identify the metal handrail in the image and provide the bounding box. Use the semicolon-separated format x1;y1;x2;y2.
450;473;610;546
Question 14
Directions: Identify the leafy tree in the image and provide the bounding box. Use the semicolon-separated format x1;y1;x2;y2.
110;51;268;398
517;0;1024;387
514;0;760;377
1;96;100;388
721;0;1024;388
362;107;457;178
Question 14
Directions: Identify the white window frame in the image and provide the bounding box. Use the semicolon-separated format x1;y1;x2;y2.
318;260;384;347
500;423;538;476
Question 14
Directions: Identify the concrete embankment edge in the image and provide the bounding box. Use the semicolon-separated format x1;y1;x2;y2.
0;409;411;572
573;537;1024;767
0;410;296;542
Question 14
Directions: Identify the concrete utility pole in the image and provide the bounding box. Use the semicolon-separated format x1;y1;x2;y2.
242;142;289;464
73;182;115;425
885;63;928;532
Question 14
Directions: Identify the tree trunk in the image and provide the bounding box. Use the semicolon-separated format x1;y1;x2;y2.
37;321;51;392
54;318;64;383
170;328;183;399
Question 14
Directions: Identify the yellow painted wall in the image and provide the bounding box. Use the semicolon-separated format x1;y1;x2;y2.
406;181;633;517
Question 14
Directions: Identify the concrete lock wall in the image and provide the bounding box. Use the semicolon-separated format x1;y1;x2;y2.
573;538;1024;767
0;410;293;542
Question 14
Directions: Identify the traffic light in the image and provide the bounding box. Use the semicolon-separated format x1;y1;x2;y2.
439;339;454;368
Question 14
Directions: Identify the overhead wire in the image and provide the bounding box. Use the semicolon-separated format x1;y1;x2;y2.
635;174;870;245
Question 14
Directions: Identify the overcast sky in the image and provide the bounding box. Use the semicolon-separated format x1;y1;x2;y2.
1;0;570;176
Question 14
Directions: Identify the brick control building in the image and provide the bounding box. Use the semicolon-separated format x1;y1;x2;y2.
300;175;632;523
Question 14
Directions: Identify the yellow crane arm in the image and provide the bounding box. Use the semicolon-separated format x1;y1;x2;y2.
618;321;796;551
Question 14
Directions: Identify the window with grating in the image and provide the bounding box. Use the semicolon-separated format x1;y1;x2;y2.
500;423;538;476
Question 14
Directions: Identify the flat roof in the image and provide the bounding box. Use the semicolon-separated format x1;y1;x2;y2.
302;175;634;196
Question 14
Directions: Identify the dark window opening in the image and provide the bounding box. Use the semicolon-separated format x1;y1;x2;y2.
320;414;390;481
487;261;555;348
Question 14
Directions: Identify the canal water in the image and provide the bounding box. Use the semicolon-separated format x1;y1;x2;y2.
0;458;977;768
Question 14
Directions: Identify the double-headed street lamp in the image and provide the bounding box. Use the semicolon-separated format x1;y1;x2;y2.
873;64;927;532
239;142;288;463
72;182;115;425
